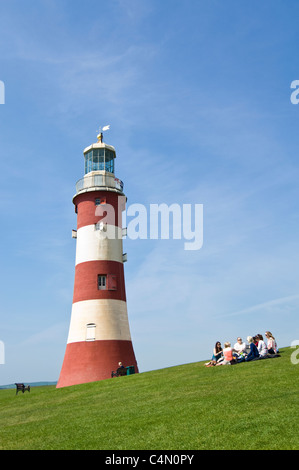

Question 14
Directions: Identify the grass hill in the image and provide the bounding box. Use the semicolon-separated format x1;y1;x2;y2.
0;347;298;450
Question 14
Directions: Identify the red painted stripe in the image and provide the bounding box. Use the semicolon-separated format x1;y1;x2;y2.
73;260;126;303
74;191;126;230
56;340;138;388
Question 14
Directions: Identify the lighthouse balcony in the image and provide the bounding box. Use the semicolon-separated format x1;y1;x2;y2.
75;173;124;195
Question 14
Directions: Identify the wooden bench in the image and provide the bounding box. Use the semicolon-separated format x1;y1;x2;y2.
111;367;127;378
15;383;30;395
111;365;135;378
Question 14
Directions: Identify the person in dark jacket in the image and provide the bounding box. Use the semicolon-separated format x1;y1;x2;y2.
245;336;260;361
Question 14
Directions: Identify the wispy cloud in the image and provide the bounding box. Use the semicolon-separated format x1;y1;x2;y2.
213;294;299;319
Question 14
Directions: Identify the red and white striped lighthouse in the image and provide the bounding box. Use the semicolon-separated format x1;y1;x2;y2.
57;130;138;388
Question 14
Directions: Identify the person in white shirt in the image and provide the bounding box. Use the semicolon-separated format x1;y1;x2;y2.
233;337;246;355
257;334;268;357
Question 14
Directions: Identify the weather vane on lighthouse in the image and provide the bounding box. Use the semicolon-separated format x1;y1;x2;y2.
97;125;110;143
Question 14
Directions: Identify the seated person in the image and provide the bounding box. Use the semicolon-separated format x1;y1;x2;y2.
256;334;268;358
205;341;223;366
253;335;259;347
234;337;247;356
245;336;260;362
117;362;126;375
216;342;237;365
265;331;278;354
111;361;126;377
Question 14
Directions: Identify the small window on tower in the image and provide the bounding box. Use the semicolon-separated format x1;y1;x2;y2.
86;323;96;341
95;197;106;206
98;275;107;290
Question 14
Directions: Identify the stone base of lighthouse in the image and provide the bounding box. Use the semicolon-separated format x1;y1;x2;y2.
56;339;138;388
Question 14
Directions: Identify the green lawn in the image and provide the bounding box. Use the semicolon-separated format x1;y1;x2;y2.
0;347;298;450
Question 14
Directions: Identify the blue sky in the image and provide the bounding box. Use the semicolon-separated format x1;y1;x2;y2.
1;0;299;384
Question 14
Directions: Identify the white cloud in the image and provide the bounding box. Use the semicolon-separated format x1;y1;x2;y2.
214;294;299;319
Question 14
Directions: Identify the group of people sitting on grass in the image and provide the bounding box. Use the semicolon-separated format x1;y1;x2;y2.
205;331;280;367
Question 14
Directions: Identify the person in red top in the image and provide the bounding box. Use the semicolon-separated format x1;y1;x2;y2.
216;342;237;365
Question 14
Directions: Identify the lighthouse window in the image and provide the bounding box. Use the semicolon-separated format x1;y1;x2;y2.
105;149;114;173
85;151;93;174
86;323;96;341
84;148;115;174
97;274;117;290
95;197;106;206
93;149;105;172
98;275;107;290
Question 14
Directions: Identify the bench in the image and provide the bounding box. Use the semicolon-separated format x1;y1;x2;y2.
111;366;135;378
15;383;30;395
111;367;127;378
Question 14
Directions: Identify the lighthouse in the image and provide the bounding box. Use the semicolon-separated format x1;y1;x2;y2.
57;129;138;388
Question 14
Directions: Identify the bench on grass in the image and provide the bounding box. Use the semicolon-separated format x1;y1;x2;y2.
15;383;30;395
111;365;135;378
111;367;127;378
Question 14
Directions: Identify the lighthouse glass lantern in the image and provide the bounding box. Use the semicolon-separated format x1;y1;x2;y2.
84;147;115;174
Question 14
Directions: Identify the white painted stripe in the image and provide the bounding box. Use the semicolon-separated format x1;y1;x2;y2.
67;299;132;343
75;224;123;265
